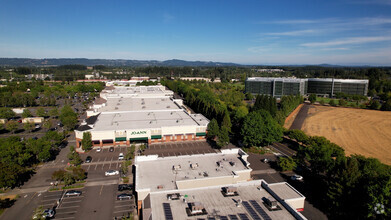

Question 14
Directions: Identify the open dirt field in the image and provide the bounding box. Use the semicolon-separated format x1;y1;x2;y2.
301;105;391;165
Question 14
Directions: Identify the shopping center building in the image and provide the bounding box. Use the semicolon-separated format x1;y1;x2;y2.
74;85;209;148
135;148;307;220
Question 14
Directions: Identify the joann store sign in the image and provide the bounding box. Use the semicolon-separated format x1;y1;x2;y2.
130;131;147;136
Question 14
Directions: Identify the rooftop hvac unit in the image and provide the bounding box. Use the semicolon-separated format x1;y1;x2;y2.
189;202;204;214
167;106;170;108
115;107;118;110
229;161;236;167
190;163;199;169
172;165;181;171
264;197;278;210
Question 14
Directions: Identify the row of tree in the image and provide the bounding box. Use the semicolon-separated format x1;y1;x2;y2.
284;130;391;219
0;131;64;189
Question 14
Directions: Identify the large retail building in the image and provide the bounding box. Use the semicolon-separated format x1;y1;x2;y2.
245;77;369;97
135;149;307;220
74;85;209;148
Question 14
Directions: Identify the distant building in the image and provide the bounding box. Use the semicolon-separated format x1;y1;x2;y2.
85;74;94;79
22;117;44;124
307;78;369;97
245;77;308;98
245;77;369;97
26;74;53;80
253;68;285;73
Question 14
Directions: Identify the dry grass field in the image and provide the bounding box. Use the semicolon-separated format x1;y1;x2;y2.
301;105;391;165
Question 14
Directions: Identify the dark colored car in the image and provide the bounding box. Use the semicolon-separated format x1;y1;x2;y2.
118;184;132;191
65;190;82;197
109;147;114;152
117;193;132;200
85;156;92;163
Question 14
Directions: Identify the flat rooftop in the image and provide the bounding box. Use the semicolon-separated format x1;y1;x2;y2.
136;152;250;192
247;77;307;83
101;85;172;96
91;110;208;131
148;180;295;220
267;182;304;200
97;97;180;112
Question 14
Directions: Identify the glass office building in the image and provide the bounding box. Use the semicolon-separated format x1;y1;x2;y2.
307;78;369;96
246;77;368;97
245;77;308;98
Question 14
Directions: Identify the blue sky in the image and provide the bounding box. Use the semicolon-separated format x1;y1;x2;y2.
1;0;391;65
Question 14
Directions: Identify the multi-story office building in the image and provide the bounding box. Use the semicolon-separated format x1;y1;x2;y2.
245;77;308;98
246;77;369;97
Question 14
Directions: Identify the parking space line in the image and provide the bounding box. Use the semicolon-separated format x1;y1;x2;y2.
86;165;90;171
114;210;132;213
94;164;98;170
54;217;75;220
57;206;80;209
43;194;62;198
115;204;131;208
55;211;77;215
62;200;82;204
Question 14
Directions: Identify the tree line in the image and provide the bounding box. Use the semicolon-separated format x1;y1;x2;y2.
284;129;391;219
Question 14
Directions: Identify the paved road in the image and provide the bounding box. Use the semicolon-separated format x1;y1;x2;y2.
290;104;311;130
269;142;297;157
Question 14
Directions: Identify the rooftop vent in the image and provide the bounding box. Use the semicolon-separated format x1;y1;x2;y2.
222;187;239;197
167;193;180;200
190;163;199;169
229;161;236;167
167;105;170;108
172;165;181;171
216;161;223;168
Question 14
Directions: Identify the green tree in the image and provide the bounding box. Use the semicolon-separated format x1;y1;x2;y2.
309;94;317;103
21;109;32;118
51;169;66;182
286;129;309;144
221;112;232;132
0;108;15;119
206;119;219;140
43;119;52;130
49;108;59;118
67;146;82;166
245;92;254;100
329;99;337;106
71;166;86;181
81;132;92;151
241;110;283;147
319;99;325;105
217;126;230;148
5;120;18;133
63;172;75;186
381;99;391;111
36;107;47;117
23;122;35;133
339;99;347;107
277;157;297;171
59;105;77;130
369;100;381;110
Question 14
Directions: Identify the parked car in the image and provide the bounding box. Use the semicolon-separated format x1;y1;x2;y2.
118;153;124;160
118;184;132;191
117;193;132;200
85;156;92;163
35;124;41;129
262;158;269;163
96;147;102;152
109;147;114;152
42;209;55;218
105;170;119;176
65;190;82;197
291;174;304;181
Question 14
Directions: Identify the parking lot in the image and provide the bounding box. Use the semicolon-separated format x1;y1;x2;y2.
144;141;217;157
36;184;135;220
80;146;131;182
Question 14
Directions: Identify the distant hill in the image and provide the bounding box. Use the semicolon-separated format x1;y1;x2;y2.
0;58;240;67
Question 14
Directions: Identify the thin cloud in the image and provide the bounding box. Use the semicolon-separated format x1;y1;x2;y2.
301;36;391;47
264;29;317;36
163;13;175;23
320;47;350;51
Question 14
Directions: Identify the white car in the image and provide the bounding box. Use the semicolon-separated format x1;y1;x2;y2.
96;147;102;152
291;174;304;181
105;170;119;176
118;153;124;160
